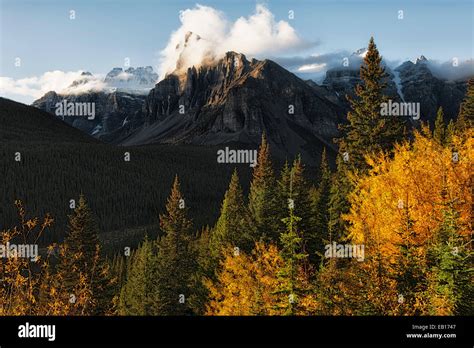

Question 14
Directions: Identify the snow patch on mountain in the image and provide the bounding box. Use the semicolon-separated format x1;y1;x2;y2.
392;70;405;101
59;66;158;96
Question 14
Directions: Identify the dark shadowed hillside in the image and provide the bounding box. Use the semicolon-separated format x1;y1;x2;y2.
0;98;258;251
0;97;98;144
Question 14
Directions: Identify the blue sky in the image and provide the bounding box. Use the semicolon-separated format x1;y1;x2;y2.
0;0;473;103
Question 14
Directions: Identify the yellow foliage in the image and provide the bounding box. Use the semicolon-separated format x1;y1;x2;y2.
205;243;283;315
205;242;319;315
348;131;472;248
0;202;116;316
343;129;473;314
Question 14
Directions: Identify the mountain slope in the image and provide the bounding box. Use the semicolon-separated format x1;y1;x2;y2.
32;67;158;141
395;58;468;122
321;55;471;123
121;52;345;162
0;97;98;144
0;97;254;250
32;90;146;142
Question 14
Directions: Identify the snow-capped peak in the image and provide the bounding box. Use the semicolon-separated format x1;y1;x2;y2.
415;55;428;64
352;47;368;58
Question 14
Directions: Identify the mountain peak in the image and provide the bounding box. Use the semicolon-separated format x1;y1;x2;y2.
122;53;344;164
67;72;96;89
416;55;428;64
223;51;250;67
104;66;158;89
352;47;368;58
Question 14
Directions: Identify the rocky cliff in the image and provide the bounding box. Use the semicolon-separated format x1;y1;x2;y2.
32;67;157;141
121;52;346;162
394;57;468;123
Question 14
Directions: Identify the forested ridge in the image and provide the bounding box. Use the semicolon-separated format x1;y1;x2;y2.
0;38;472;316
1;127;255;247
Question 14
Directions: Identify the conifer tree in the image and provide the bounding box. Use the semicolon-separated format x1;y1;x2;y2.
274;202;310;315
308;148;332;264
150;176;196;315
63;195;100;268
330;37;405;240
289;156;312;236
57;195;115;315
327;155;353;242
119;237;154;315
445;119;455;145
394;201;427;315
277;156;312;245
211;169;253;257
248;133;279;242
456;78;474;133
337;37;405;173
188;226;213;315
433;107;446;145
277;160;292;234
427;198;473;315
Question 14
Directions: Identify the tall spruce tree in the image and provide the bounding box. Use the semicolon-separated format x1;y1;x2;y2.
58;195;114;315
330;37;405;240
150;176;196;315
308;148;332;264
394;201;427;315
277;156;312;245
433;107;446;145
188;226;213;315
248;133;279;242
456;78;474;133
277;160;292;235
211;169;253;256
427;198;473;315
63;195;100;267
337;37;406;172
445;119;455;145
274;202;308;315
118;236;154;315
289;156;312;237
327;155;352;242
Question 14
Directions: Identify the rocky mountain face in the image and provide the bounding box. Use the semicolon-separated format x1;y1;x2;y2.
32;67;157;141
321;55;470;123
322;66;400;104
394;57;468;123
121;52;346;162
32;90;146;142
31;49;471;162
104;66;158;92
319;47;399;106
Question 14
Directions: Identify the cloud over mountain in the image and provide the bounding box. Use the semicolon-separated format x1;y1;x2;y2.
426;59;474;81
0;71;106;104
0;66;159;104
158;4;311;79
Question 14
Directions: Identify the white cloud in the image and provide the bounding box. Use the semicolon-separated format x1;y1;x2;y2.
158;4;310;79
297;63;327;73
0;71;106;104
426;59;474;81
